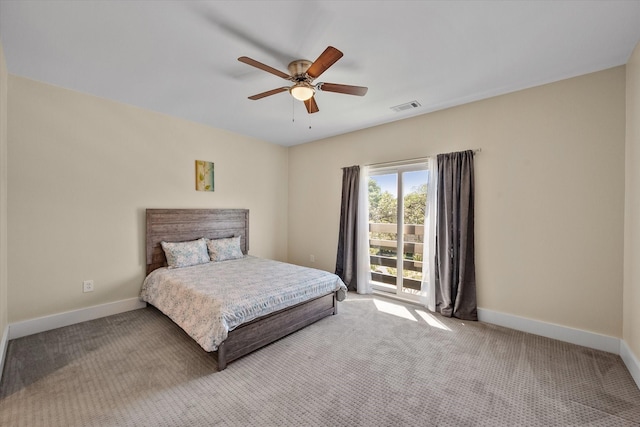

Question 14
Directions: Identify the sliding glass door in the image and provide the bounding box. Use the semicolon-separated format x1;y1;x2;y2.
367;163;429;301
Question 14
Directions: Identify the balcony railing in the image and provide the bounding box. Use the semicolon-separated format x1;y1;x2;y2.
369;222;424;291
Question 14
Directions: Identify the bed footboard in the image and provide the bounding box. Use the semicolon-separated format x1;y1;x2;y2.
215;292;337;370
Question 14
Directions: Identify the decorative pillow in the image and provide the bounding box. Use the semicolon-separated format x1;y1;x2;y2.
161;238;210;269
207;236;244;262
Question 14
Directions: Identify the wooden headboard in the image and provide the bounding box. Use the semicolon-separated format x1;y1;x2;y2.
146;209;249;275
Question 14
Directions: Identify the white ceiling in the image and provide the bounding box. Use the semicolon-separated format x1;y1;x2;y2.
1;1;640;147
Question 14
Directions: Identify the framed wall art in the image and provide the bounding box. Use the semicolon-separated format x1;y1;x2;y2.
195;160;214;192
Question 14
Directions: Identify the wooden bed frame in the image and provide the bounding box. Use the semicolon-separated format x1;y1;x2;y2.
145;208;339;370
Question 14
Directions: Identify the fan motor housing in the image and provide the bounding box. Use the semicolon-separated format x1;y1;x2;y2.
288;60;313;80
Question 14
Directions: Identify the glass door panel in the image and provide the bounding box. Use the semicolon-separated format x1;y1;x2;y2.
368;173;398;293
368;166;428;301
400;170;428;297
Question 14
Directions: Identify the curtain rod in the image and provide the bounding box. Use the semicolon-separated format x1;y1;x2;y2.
363;148;482;168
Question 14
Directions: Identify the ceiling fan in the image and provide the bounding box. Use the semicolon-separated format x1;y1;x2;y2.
238;46;368;114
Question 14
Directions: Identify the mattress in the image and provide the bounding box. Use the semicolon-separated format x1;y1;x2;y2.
140;256;347;351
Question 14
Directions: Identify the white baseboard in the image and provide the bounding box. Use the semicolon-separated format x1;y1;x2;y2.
8;298;147;340
0;324;8;385
477;308;620;354
620;339;640;390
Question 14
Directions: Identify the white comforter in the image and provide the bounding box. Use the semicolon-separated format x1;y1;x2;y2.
140;256;347;352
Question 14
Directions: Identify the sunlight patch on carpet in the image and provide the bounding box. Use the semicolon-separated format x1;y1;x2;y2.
416;309;452;331
373;299;417;321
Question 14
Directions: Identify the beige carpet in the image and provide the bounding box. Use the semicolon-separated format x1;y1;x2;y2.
1;293;639;426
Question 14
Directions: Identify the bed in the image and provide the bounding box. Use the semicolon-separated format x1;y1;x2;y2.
140;208;347;370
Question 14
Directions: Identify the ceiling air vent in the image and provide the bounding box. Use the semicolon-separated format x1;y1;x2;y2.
390;101;422;113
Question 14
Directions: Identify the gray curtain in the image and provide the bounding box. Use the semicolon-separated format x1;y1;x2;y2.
434;150;477;320
335;166;360;291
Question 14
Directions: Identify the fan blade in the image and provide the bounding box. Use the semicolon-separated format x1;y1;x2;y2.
238;56;291;80
306;46;343;79
318;82;368;96
248;87;289;100
304;97;319;114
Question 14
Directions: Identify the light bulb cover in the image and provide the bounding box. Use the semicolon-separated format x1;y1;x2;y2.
290;83;315;101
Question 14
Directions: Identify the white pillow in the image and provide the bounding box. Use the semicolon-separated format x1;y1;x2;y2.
161;238;210;268
207;236;244;262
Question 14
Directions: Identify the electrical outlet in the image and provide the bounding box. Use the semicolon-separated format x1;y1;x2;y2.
83;280;94;293
310;254;315;263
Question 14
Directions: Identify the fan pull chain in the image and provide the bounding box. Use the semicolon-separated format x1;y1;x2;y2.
290;99;312;129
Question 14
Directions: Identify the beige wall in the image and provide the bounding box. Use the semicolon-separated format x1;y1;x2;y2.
625;43;640;359
289;67;626;338
7;76;288;322
0;42;8;335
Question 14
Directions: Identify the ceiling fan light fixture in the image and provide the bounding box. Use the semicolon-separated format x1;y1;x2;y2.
290;83;315;101
239;46;367;114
